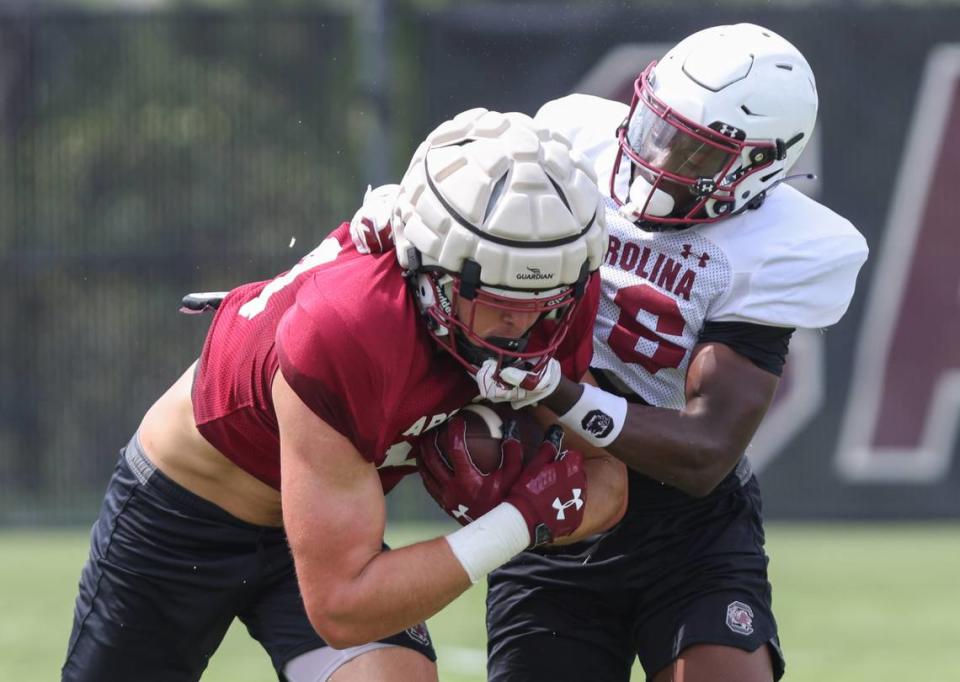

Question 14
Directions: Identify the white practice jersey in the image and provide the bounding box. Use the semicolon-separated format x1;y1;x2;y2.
536;94;869;409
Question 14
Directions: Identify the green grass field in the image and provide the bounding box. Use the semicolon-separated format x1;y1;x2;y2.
2;523;958;681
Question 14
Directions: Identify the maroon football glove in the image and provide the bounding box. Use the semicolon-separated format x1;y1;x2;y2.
504;425;586;547
418;416;525;526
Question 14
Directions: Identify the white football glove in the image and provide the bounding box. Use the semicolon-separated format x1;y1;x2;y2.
349;184;400;255
474;358;563;409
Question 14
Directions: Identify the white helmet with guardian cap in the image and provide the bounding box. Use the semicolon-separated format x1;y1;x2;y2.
611;23;818;229
393;107;607;379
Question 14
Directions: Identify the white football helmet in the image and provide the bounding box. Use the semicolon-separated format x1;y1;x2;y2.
393;108;607;379
611;23;818;229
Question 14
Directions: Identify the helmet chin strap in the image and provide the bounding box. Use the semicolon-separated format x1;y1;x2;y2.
455;333;530;371
619;174;675;221
619;165;812;229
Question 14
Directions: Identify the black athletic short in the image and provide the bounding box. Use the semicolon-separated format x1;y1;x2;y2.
62;434;436;682
486;465;785;682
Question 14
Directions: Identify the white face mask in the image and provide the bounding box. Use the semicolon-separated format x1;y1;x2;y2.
619;172;676;221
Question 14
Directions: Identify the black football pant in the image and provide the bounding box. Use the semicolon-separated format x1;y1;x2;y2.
62;434;436;681
486;471;785;681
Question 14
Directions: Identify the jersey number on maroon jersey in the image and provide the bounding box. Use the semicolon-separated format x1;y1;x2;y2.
609;284;686;374
238;238;342;320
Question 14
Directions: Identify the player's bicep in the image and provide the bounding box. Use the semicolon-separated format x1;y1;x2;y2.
685;341;779;453
273;371;385;607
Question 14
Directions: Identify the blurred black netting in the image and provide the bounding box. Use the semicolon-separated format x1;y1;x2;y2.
0;10;378;523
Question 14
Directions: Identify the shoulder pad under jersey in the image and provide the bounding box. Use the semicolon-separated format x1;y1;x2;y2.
535;94;628;171
706;186;869;329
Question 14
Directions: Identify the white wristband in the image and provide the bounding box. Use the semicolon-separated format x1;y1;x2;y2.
557;383;628;448
445;502;530;584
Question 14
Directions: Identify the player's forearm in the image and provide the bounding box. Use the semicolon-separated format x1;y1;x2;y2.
300;537;471;649
541;375;585;415
544;376;749;497
606;402;742;497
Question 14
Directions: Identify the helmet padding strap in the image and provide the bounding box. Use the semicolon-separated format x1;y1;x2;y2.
459;260;482;301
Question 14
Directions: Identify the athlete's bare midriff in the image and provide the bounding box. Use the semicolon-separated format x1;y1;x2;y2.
137;361;284;527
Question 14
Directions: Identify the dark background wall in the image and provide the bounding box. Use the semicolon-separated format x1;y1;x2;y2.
2;2;958;523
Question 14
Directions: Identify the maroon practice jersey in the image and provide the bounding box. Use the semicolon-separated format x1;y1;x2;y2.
193;223;600;493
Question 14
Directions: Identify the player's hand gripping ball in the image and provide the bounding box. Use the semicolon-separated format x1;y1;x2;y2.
504;425;587;547
417;405;542;525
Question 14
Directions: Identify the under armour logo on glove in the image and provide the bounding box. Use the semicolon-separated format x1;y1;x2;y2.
451;504;474;523
504;426;587;546
551;488;583;520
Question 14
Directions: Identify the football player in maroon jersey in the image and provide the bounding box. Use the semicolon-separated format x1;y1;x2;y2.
351;24;868;682
61;109;628;682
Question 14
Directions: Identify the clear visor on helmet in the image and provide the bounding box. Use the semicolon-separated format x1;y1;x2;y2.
625;102;735;182
613;62;778;224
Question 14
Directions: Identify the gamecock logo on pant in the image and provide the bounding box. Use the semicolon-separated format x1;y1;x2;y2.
725;601;755;636
404;622;431;647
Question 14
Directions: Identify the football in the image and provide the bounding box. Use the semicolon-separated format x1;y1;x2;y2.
457;404;544;474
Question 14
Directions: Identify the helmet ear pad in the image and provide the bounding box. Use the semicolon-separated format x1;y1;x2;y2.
411;271;449;336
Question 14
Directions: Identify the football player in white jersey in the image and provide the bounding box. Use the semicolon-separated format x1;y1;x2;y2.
351;23;868;682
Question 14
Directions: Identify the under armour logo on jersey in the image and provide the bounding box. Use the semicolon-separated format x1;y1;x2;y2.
680;244;711;268
552;489;583;520
451;504;474;523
